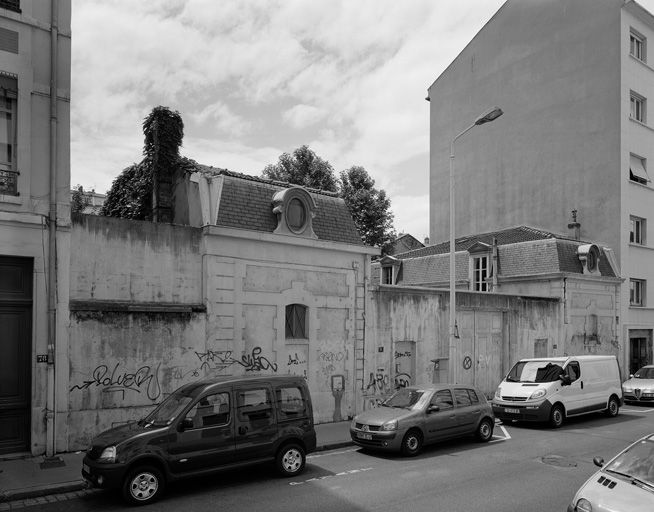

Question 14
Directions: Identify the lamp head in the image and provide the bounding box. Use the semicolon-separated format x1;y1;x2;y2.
474;107;503;125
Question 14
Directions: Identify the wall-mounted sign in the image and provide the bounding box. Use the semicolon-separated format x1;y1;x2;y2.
36;354;48;363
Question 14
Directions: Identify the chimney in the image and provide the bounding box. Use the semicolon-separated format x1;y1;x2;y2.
567;209;581;240
423;237;430;245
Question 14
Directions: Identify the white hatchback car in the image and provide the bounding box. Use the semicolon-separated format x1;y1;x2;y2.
622;365;654;404
567;433;654;512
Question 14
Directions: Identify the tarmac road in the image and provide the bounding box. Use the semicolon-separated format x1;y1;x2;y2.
12;405;654;512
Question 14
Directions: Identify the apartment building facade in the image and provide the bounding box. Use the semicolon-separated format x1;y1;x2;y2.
0;0;71;456
427;0;654;376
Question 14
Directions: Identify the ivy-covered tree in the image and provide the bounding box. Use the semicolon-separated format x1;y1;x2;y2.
340;166;396;254
71;184;92;215
100;106;186;221
261;145;339;192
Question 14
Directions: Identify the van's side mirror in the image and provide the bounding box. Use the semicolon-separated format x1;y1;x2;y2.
559;374;571;386
427;405;440;413
179;418;194;431
593;457;604;468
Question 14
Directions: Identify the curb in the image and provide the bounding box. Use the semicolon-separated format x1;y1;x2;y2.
0;481;89;503
0;441;353;504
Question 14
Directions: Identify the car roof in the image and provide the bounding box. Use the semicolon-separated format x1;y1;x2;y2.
518;355;616;363
176;375;306;395
404;384;481;392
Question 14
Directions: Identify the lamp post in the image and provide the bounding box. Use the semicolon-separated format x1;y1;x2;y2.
448;107;503;383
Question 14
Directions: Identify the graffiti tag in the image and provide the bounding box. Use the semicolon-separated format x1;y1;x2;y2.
70;363;161;401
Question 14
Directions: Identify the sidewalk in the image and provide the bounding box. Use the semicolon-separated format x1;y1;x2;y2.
0;421;353;507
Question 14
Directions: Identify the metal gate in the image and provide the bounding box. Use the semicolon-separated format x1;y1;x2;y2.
456;310;503;398
0;256;32;455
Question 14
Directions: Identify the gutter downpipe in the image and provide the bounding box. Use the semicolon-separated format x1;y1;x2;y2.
46;0;59;457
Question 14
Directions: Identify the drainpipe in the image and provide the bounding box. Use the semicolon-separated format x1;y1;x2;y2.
46;0;59;457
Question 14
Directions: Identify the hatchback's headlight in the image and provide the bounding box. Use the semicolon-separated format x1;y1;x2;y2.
575;498;592;512
530;388;546;400
98;446;116;463
494;388;501;400
381;420;398;431
622;385;632;392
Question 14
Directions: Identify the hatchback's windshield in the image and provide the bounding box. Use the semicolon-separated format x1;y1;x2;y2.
142;391;193;426
506;361;564;383
381;388;424;409
635;368;654;379
604;437;654;488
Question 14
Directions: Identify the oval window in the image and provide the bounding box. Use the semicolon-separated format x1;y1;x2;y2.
286;198;306;232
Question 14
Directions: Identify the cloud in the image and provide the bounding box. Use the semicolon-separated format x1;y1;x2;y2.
282;104;327;130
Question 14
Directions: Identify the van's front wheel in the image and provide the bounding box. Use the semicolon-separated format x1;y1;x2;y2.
122;465;165;506
549;404;564;428
606;396;620;417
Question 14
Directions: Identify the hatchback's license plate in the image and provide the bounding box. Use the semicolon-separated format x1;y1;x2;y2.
83;463;90;474
357;432;373;440
504;408;520;414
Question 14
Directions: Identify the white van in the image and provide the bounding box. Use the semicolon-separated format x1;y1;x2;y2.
492;355;623;428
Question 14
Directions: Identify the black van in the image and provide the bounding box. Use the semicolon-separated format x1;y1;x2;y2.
82;375;316;505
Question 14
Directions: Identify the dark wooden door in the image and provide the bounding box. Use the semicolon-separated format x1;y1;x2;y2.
0;256;32;455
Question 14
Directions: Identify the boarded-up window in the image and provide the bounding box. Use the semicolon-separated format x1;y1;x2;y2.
534;338;548;358
285;304;307;339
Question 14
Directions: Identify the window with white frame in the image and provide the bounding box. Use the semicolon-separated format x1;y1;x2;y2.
631;92;646;123
472;255;489;292
630;279;645;307
630;153;650;185
382;266;393;285
0;74;18;196
631;30;646;62
630;216;646;245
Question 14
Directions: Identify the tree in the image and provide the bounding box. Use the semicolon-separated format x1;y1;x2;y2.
101;106;186;221
261;146;396;252
340;166;396;253
262;145;339;192
71;184;92;215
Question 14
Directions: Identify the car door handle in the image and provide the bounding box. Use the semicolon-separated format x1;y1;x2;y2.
238;426;248;435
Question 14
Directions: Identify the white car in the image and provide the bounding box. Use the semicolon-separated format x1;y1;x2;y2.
622;365;654;404
567;433;654;512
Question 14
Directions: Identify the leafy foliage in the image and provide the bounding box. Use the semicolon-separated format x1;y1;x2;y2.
340;166;396;253
101;106;185;220
100;161;153;220
262;145;339;192
71;184;92;215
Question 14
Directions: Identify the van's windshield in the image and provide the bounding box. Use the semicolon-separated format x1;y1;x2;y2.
506;361;564;383
141;391;194;427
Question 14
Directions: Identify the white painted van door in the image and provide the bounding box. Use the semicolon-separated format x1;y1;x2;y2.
559;361;591;415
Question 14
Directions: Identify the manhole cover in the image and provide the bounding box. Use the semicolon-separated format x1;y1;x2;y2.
541;455;577;468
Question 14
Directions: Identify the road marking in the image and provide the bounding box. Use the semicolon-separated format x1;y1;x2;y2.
289;467;373;485
622;406;654;413
490;424;511;443
308;448;358;459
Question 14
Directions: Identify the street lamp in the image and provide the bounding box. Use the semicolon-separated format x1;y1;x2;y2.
448;107;503;382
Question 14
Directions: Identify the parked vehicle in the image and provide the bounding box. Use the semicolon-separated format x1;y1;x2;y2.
622;365;654;404
350;384;494;456
492;355;623;428
567;433;654;512
82;375;316;506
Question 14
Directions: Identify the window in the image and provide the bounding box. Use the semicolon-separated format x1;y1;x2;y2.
236;387;272;422
631;30;646;62
454;389;472;407
630;279;645;306
566;362;580;382
472;255;489;291
468;389;480;404
382;266;393;284
0;74;17;196
630;154;650;185
630;216;646;245
185;392;230;429
0;1;20;13
285;303;307;339
430;389;453;410
631;92;646;123
276;386;307;418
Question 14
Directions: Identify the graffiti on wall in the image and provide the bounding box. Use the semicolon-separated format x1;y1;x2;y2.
70;363;162;401
193;346;279;374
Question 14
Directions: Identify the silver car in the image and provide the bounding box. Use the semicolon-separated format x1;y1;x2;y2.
350;385;494;456
622;365;654;404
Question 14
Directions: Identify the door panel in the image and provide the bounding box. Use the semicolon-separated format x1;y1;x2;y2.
0;256;32;455
234;385;277;461
167;390;234;474
424;389;459;442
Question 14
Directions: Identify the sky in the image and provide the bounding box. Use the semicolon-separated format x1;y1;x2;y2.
73;0;654;243
70;0;514;242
